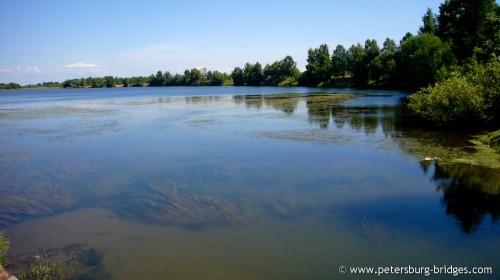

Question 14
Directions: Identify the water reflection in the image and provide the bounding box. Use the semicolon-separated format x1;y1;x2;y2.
233;95;263;109
431;163;500;233
184;95;223;104
234;93;362;129
263;94;300;115
330;106;397;134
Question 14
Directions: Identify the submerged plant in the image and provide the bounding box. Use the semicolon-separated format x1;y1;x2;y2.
12;244;108;280
18;256;62;280
265;196;300;221
112;180;253;229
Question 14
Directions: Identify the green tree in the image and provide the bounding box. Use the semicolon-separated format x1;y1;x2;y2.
476;9;500;60
400;32;414;45
437;0;498;61
369;38;397;87
305;44;332;86
149;71;165;86
419;8;437;35
104;76;116;87
163;71;173;85
364;39;380;84
348;43;367;88
231;67;245;86
207;70;225;86
0;83;21;89
244;62;264;86
331;45;349;78
263;55;300;86
396;34;456;91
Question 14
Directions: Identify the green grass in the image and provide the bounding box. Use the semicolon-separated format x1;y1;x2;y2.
0;231;8;267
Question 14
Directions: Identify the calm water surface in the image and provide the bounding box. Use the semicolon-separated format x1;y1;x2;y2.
0;87;499;279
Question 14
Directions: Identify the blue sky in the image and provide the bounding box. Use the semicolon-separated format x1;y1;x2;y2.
0;0;442;85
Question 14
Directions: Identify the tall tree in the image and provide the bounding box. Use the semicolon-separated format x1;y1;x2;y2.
249;62;264;86
264;55;300;86
396;34;456;91
331;45;349;78
231;67;245;86
149;71;164;86
419;8;437;35
243;62;264;86
437;0;498;61
305;44;332;86
348;43;367;88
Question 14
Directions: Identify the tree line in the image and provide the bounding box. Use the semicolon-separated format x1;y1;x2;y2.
4;0;499;128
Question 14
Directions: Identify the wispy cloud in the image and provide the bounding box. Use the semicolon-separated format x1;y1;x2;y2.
0;63;109;84
60;62;108;76
63;62;100;68
0;66;40;74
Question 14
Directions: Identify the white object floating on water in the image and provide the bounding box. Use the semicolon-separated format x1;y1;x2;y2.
423;156;441;161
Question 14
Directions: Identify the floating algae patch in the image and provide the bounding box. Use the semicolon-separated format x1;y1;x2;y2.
254;129;351;144
303;93;361;105
393;130;500;169
263;94;301;115
233;95;263;109
305;94;362;129
11;244;109;280
0;106;116;120
111;180;253;229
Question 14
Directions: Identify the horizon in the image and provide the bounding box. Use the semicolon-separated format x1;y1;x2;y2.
1;0;442;85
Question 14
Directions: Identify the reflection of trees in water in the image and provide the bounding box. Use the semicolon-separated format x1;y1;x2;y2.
429;162;500;233
233;95;263;110
184;96;223;104
306;100;331;129
329;106;397;134
234;93;363;128
263;94;300;115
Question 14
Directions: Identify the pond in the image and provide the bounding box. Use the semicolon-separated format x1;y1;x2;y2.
0;87;498;279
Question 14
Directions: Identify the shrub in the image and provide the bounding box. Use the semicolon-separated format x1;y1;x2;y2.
408;57;500;127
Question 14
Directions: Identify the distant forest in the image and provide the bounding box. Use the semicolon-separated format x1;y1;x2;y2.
2;0;499;128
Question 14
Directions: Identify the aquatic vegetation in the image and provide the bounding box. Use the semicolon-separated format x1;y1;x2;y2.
265;196;300;221
233;95;263;109
12;244;108;280
393;129;500;169
263;94;301;114
0;231;8;266
304;94;362;129
111;180;253;229
476;129;500;153
0;151;99;227
0;174;78;227
185;96;224;104
0;106;116;120
362;218;391;247
17;256;62;280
